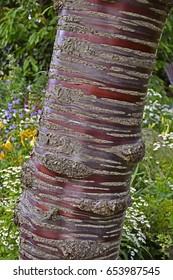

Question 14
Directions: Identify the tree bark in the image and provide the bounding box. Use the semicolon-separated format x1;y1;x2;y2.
15;0;172;259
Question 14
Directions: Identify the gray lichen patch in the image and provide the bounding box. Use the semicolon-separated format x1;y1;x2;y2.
39;153;93;178
79;195;131;216
37;133;82;155
46;85;84;103
21;160;34;189
56;37;96;57
58;239;120;259
21;230;120;259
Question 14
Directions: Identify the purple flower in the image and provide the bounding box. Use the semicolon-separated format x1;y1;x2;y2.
19;113;24;119
5;112;12;120
12;99;20;105
26;85;31;91
24;104;28;109
8;103;14;112
10;125;17;130
37;109;42;115
24;124;29;128
6;79;10;85
4;110;9;116
7;115;12;121
30;112;36;117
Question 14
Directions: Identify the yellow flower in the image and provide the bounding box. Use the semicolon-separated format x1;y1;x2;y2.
19;128;37;146
17;156;23;163
30;137;36;147
0;122;4;128
3;137;12;151
0;152;5;159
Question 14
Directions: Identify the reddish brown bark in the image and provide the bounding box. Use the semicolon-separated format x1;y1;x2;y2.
15;0;173;259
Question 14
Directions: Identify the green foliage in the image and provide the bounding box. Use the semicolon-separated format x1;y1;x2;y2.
155;9;173;73
0;57;47;258
120;187;152;260
143;88;173;132
129;129;173;260
0;56;46;168
0;0;56;78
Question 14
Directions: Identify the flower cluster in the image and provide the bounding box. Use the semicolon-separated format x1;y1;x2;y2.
0;62;46;259
143;89;173;131
120;187;150;260
153;132;173;151
0;89;41;166
0;167;21;259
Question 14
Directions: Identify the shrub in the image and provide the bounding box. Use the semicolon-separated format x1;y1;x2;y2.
131;126;173;259
0;0;56;78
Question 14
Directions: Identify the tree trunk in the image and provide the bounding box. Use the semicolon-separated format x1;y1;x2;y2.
15;0;172;259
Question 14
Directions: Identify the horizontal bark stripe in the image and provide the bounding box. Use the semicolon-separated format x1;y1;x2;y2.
33;158;128;182
61;10;161;37
48;79;146;97
71;0;166;21
58;30;155;53
52;51;151;79
39;126;141;147
44;107;141;130
51;60;149;86
21;216;124;241
45;118;140;143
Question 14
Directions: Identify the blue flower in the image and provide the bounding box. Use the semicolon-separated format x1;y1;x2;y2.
30;112;36;117
19;113;24;119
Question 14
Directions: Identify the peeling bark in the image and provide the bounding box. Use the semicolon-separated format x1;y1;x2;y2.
15;0;173;259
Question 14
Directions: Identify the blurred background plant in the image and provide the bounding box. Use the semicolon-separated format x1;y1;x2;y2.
0;0;56;79
0;0;173;260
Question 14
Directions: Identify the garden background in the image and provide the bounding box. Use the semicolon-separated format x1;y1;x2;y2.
0;0;173;260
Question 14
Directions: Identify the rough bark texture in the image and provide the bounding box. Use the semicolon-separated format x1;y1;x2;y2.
15;0;172;259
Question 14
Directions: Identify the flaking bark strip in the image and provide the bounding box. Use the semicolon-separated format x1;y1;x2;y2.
39;153;93;178
21;161;33;189
20;232;120;259
79;195;131;216
37;134;82;155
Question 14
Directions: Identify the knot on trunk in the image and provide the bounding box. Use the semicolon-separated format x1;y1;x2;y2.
112;139;145;165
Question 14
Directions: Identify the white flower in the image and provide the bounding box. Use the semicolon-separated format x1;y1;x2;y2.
8;244;14;251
